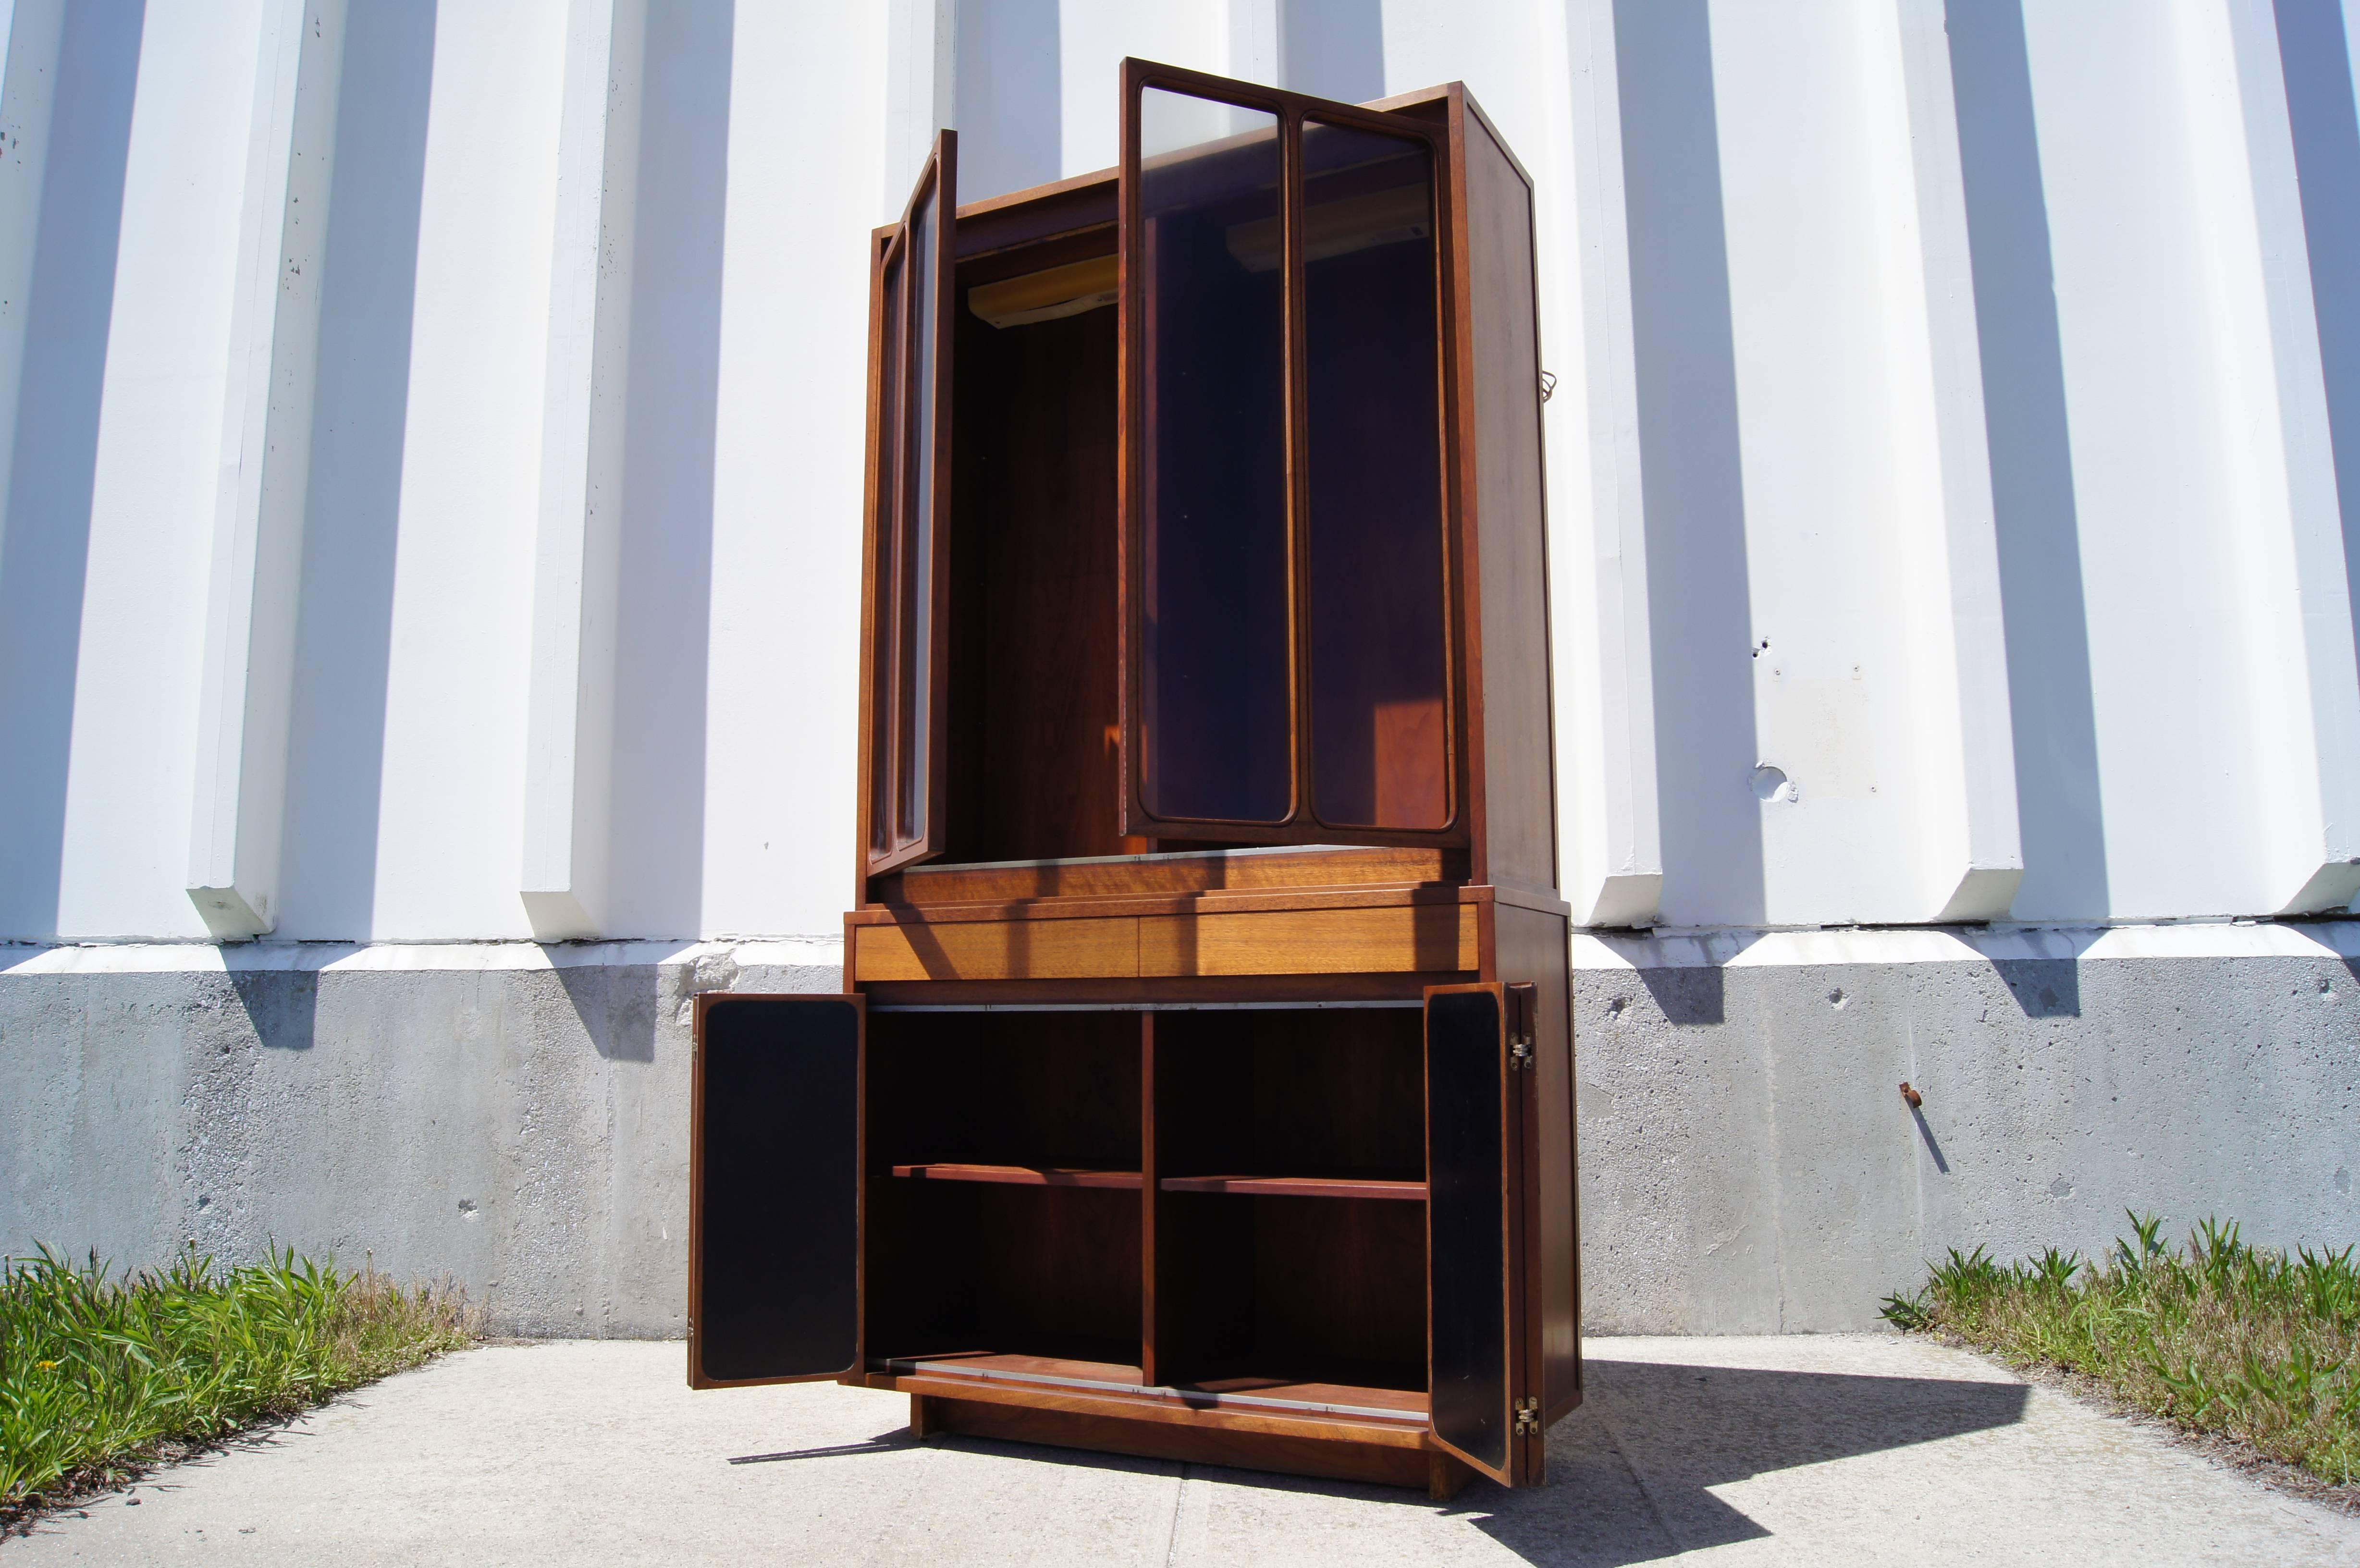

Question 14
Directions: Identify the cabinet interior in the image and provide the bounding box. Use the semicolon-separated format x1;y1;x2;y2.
943;230;1139;865
1153;1008;1428;1399
865;1010;1143;1370
862;1005;1430;1410
928;183;1455;868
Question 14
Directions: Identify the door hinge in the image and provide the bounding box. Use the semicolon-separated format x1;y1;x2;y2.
1506;982;1536;1070
1512;1396;1541;1436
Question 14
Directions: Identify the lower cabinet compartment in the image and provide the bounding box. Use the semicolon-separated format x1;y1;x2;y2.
1151;1006;1428;1409
868;1178;1145;1373
1154;1191;1426;1408
866;1009;1144;1374
861;1004;1431;1435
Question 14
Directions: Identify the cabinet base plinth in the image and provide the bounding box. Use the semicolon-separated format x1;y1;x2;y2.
908;1393;1472;1499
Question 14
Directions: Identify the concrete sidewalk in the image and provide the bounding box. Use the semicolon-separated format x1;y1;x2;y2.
7;1336;2355;1566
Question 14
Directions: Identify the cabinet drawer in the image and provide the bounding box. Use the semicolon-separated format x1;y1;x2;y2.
1139;905;1476;977
853;918;1140;980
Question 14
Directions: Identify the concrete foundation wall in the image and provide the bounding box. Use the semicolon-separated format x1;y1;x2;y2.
7;924;2354;1337
1576;922;2360;1333
0;940;836;1337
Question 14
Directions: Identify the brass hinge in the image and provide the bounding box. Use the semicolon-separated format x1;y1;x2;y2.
1512;1396;1541;1436
1507;982;1537;1070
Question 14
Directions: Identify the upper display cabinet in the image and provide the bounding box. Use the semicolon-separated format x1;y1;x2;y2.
855;61;1556;903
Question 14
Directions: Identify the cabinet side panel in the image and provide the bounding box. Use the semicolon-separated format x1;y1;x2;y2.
1461;108;1559;895
1496;904;1579;1421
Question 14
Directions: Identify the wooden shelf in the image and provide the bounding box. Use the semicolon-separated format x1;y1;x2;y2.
889;1163;1143;1190
1157;1175;1426;1201
1178;1373;1427;1420
884;1350;1145;1388
885;1352;1426;1424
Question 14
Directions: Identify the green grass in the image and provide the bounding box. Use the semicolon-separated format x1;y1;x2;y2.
1;1246;479;1523
1883;1214;2360;1490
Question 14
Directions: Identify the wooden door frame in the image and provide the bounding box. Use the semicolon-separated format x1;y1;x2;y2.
1115;57;1472;851
859;130;959;889
1420;980;1527;1483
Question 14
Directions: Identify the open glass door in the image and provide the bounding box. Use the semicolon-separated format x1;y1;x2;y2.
1118;61;1459;847
1423;982;1522;1482
688;994;864;1387
860;133;958;877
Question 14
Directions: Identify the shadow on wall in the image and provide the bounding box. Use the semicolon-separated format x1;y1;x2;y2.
602;0;734;939
225;965;320;1054
956;0;1060;200
1283;0;1385;105
1637;965;1724;1026
280;0;734;942
1989;955;2080;1017
549;951;660;1063
0;0;145;943
1613;0;1765;929
1946;0;2109;924
2274;0;2360;673
951;0;1384;204
276;0;440;939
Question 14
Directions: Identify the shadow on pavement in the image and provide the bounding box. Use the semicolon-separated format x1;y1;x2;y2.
1468;1359;2032;1565
728;1431;919;1465
876;1358;2029;1566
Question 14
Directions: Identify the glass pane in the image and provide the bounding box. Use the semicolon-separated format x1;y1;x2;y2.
897;181;938;844
869;240;904;854
1303;120;1449;830
1138;88;1290;824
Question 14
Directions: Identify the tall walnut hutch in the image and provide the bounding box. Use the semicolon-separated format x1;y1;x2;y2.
688;60;1577;1498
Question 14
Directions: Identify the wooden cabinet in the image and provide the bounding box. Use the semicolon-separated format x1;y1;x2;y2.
690;61;1576;1498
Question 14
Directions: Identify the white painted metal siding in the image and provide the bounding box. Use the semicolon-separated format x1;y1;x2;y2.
1;0;2355;942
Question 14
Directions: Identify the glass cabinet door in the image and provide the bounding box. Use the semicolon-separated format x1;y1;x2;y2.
1301;119;1450;832
1133;87;1292;824
1119;63;1459;845
861;133;957;875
